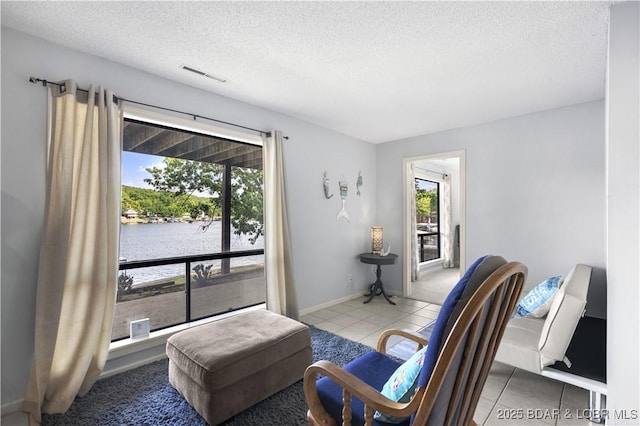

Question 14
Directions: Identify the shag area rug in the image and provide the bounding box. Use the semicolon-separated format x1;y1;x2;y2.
41;326;374;426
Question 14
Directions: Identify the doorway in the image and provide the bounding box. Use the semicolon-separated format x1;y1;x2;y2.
402;151;465;304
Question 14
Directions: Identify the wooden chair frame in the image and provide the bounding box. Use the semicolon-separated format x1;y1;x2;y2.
304;262;527;426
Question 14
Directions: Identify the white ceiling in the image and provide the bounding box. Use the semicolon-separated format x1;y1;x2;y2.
1;1;617;143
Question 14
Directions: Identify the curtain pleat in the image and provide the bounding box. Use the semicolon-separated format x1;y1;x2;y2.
442;174;454;268
263;130;299;320
410;164;420;282
23;80;122;424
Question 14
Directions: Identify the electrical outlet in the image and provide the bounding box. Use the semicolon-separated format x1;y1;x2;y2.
348;273;354;287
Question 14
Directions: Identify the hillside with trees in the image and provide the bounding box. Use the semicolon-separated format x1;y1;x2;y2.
121;185;217;219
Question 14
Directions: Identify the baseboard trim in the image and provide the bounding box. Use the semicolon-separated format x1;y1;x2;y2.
299;292;362;316
299;289;403;317
2;399;24;416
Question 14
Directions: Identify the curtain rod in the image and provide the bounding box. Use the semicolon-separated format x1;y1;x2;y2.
415;166;448;178
28;76;276;137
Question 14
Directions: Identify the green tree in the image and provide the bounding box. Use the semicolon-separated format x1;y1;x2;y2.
121;190;141;213
121;185;219;219
230;167;263;244
144;158;263;243
415;184;437;223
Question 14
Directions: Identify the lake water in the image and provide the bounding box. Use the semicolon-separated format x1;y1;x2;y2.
120;221;264;285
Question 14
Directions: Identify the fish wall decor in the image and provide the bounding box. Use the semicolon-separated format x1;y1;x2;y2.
323;171;334;199
337;179;350;222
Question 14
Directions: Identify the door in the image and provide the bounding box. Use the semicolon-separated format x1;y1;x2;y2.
402;151;465;300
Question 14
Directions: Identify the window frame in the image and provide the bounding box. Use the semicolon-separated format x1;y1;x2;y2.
123;104;263;147
414;176;441;263
113;104;265;342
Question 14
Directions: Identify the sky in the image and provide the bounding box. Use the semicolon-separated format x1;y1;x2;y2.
122;151;165;189
416;178;438;192
122;152;212;197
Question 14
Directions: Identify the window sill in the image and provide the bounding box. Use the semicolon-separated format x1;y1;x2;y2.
419;258;443;268
107;304;266;361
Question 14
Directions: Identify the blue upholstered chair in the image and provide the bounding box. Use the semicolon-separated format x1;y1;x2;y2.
304;255;527;426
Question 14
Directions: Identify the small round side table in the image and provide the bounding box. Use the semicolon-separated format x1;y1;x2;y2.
359;252;398;305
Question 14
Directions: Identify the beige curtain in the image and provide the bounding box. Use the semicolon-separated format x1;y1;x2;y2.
23;80;122;424
441;174;455;268
410;163;420;281
263;130;299;320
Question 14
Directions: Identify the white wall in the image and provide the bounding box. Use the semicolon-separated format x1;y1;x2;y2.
4;11;634;413
376;101;607;318
606;2;640;422
0;28;376;407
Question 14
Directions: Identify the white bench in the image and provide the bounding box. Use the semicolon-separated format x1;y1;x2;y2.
495;264;607;423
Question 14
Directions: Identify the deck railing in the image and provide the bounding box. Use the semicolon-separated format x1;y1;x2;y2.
417;231;440;263
114;249;265;341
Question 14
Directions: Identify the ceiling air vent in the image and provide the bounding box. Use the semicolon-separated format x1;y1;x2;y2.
181;64;228;83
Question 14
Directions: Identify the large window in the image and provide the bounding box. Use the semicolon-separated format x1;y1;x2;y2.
415;178;440;263
112;114;264;341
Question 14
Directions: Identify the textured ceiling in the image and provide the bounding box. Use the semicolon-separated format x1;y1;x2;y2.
1;1;616;143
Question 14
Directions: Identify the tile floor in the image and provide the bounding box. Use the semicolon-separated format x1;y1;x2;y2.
411;266;461;305
302;294;600;426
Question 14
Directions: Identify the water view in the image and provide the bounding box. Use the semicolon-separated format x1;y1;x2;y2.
119;221;264;285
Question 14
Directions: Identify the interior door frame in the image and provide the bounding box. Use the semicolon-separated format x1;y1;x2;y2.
402;150;466;298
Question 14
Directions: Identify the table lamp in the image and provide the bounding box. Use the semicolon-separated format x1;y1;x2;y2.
371;226;383;255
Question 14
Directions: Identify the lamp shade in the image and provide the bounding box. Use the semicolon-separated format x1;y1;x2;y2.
371;226;383;254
